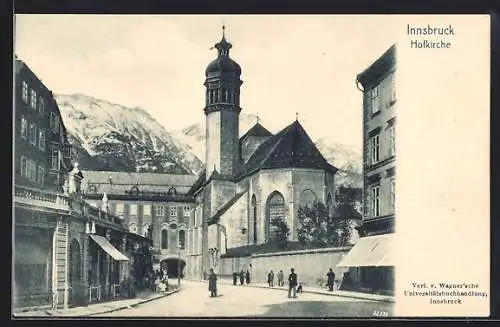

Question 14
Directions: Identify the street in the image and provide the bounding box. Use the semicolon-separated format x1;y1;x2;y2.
98;280;394;318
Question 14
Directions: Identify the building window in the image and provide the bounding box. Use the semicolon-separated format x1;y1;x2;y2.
29;124;37;146
178;230;185;249
370;134;380;164
28;160;36;181
170;206;177;217
371;85;380;114
39;97;45;113
38;129;45;151
265;191;285;242
50;149;60;170
183;205;190;217
388;81;396;105
30;89;37;110
20;155;27;177
38;166;44;185
115;203;124;216
129;204;137;216
389;125;396;157
21;81;28;103
154;205;165;217
161;229;169;249
390;179;395;212
143;204;151;216
371;185;380;217
20;117;28;139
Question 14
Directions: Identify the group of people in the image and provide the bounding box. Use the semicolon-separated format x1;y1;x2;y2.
150;268;169;293
266;270;285;287
232;270;251;285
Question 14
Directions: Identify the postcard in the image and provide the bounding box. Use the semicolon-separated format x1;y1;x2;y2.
12;14;490;318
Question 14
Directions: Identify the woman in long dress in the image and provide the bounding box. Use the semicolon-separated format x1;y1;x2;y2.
208;268;217;297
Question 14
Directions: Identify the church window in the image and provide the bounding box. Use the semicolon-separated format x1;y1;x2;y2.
183;205;190;217
178;230;185;249
161;229;168;249
251;195;257;244
265;191;285;242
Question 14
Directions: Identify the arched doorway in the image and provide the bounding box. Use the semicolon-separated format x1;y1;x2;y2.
160;257;187;278
251;195;257;244
68;239;82;306
265;191;285;242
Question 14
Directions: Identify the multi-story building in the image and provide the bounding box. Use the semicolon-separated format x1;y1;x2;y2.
14;57;73;191
337;44;396;294
13;58;149;312
80;171;197;276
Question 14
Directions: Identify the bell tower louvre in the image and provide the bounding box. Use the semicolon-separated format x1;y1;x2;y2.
203;26;243;180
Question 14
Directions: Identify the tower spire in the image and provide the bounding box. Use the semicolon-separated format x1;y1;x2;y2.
222;25;226;39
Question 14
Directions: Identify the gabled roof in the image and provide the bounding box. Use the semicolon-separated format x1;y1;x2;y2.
207;191;247;225
239;122;273;143
237;120;338;179
188;169;206;195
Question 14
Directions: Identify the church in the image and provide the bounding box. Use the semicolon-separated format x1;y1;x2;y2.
184;28;340;279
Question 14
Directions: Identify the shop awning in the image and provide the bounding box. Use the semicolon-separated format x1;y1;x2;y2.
90;235;129;261
337;233;394;267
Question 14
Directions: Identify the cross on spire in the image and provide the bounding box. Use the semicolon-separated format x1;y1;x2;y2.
296;112;299;121
256;112;260;123
222;25;226;39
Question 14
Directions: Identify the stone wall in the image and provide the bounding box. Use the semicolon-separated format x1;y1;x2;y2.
218;191;249;249
250;247;351;287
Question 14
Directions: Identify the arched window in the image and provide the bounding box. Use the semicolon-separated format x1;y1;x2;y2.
300;189;317;208
168;187;177;196
179;230;185;249
161;229;168;249
265;191;285;242
251;195;257;244
326;193;333;217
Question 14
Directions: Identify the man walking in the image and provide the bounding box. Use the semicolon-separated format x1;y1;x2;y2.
288;268;298;298
208;268;217;297
277;270;284;287
268;270;275;287
232;271;238;285
239;269;245;285
327;268;336;291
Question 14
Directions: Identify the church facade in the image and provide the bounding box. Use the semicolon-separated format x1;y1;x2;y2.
184;29;339;279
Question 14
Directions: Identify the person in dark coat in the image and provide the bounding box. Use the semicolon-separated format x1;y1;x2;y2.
239;270;245;285
232;272;238;285
245;270;251;284
288;268;298;298
327;268;336;291
268;270;275;287
208;268;217;297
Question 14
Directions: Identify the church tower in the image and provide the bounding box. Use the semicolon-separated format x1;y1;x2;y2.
204;26;243;180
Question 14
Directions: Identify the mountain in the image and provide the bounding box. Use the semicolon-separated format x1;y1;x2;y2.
55;94;204;175
172;117;363;188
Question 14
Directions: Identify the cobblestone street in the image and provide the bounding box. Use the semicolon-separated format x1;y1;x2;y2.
98;280;394;318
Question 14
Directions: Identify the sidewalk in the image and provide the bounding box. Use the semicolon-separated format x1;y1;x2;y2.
191;279;395;303
13;288;180;318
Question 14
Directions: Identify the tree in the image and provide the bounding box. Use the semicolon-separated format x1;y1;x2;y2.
296;202;330;247
270;216;290;249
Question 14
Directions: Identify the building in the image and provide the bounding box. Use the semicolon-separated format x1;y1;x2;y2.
80;171;197;276
337;44;396;294
13;58;149;311
184;28;339;279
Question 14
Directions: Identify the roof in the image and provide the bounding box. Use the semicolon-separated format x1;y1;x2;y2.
356;44;396;89
237;120;338;179
207;191;247;225
188;169;206;195
81;171;197;195
239;122;273;143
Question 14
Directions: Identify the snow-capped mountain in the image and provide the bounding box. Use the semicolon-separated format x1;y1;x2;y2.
173;117;363;188
55;94;204;175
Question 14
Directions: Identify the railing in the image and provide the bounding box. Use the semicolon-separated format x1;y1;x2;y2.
14;184;126;229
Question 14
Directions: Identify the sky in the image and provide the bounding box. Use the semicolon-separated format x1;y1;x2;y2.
14;15;400;149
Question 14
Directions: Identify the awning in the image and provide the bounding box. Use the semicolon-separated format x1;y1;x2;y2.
337;233;394;267
90;234;129;261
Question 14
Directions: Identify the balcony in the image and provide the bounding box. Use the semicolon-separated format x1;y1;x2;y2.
13;185;126;230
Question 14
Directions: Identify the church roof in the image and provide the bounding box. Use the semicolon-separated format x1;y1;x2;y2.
237;120;338;179
239;122;273;143
207;191;247;225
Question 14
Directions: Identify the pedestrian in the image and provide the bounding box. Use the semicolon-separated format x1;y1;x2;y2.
232;272;238;285
208;268;217;297
239;270;245;285
288;268;298;298
278;270;284;287
245;270;251;284
268;270;275;287
327;268;336;292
